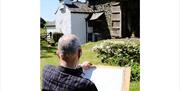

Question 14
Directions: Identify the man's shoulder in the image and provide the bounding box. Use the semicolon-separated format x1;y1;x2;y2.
78;77;96;87
43;65;59;77
43;64;59;73
81;77;94;84
43;64;56;70
78;78;97;91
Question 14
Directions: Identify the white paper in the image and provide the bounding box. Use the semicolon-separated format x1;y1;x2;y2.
82;67;124;91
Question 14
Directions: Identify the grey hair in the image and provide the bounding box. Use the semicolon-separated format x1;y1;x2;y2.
58;34;81;56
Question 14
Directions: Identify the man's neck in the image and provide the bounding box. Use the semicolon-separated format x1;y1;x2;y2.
60;60;77;69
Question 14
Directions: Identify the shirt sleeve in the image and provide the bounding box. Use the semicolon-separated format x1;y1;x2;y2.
76;66;83;73
87;83;98;91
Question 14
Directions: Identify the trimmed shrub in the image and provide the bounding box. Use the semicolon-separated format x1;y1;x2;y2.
93;39;140;81
53;32;64;43
40;28;47;41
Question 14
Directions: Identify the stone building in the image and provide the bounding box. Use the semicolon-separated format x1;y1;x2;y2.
55;0;140;43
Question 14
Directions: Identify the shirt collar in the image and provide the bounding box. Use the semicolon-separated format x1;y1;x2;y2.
58;66;83;77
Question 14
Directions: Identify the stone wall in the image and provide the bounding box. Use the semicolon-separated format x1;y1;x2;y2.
93;3;112;36
88;0;140;38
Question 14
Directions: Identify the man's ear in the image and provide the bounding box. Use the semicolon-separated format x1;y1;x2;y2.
78;48;82;58
56;50;60;59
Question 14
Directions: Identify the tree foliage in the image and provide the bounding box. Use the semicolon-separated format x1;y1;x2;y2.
41;17;46;28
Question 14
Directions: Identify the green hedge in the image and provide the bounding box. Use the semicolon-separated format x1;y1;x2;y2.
93;39;140;81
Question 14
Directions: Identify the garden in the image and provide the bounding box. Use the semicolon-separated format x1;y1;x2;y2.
40;31;140;91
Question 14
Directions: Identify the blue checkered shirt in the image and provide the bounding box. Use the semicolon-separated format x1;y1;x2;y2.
42;65;98;91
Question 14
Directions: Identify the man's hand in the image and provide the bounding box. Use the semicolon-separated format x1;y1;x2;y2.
80;61;96;70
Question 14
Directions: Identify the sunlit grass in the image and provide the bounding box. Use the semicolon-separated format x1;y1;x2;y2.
40;40;139;91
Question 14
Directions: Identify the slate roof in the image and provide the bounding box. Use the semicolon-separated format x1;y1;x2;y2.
55;1;104;14
65;2;94;13
89;12;104;20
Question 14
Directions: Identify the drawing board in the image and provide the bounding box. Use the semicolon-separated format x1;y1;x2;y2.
82;66;131;91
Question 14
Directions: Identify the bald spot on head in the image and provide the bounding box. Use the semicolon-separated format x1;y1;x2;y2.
58;34;81;57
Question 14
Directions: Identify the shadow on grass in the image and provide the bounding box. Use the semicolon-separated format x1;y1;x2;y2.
40;45;57;58
40;55;53;58
41;46;57;53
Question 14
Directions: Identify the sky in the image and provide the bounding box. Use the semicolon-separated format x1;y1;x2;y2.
40;0;86;21
40;0;59;21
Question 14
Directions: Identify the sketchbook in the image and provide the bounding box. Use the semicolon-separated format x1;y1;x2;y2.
82;66;131;91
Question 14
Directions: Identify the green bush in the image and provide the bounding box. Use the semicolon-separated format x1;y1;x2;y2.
52;32;63;43
93;39;140;81
40;28;47;41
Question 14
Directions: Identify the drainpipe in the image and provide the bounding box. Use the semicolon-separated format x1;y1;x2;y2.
85;19;88;42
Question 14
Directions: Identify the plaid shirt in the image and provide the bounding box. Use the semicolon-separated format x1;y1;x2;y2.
42;65;98;91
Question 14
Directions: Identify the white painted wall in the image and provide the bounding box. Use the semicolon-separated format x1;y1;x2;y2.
47;28;58;34
71;13;89;44
56;5;90;44
55;5;72;35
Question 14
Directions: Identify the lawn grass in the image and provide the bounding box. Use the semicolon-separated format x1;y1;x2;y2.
40;40;140;91
130;81;140;91
79;42;103;65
